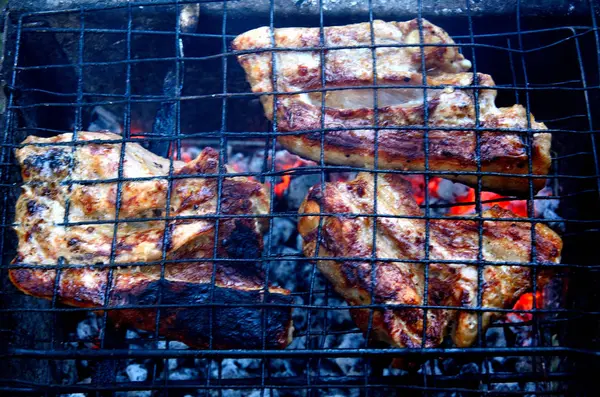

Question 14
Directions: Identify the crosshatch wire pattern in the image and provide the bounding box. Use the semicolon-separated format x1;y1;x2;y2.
1;0;600;395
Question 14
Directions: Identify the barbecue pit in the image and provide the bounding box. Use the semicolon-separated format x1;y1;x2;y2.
1;0;599;395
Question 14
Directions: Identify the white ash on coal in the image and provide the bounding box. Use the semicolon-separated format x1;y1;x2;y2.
287;173;321;209
168;367;199;381
75;313;101;348
332;333;366;376
405;176;564;227
267;217;297;250
115;392;152;397
229;148;317;209
125;363;148;382
88;106;123;135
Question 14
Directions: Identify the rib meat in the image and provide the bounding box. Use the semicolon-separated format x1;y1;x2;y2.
12;132;293;349
298;173;562;354
233;19;551;194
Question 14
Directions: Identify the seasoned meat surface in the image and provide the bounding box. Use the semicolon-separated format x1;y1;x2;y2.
233;19;551;194
298;173;562;352
12;132;293;349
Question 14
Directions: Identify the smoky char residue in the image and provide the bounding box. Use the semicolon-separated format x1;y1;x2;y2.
111;279;292;349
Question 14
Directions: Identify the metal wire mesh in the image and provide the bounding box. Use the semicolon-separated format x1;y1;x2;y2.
1;0;600;395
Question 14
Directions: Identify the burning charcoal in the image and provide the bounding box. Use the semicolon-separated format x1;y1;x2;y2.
235;358;260;370
326;298;354;329
166;341;189;350
439;357;458;374
88;106;123;135
383;367;408;376
271;150;316;207
247;390;279;397
525;382;538;392
515;358;533;374
218;358;260;379
287;174;321;209
269;247;302;291
212;391;242;397
167;358;178;371
76;314;100;348
168;367;199;381
433;178;456;202
53;359;78;387
486;327;507;347
115;392;152;397
534;186;564;231
268;218;297;248
270;359;296;377
125;363;148;382
220;359;247;379
248;151;267;173
492;383;520;392
420;360;443;375
326;389;360;397
485;327;509;371
459;362;480;375
333;334;365;375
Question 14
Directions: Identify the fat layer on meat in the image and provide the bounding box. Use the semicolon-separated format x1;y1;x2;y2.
233;19;551;194
298;173;562;357
12;132;293;349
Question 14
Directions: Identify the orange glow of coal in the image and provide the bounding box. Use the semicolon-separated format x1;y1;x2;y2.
407;176;444;205
128;123;146;139
428;177;443;199
230;162;256;181
448;188;528;217
508;292;543;323
407;175;529;217
274;160;304;198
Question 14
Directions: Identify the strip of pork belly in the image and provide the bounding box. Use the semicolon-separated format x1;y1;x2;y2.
233;19;551;194
11;132;293;349
298;173;562;350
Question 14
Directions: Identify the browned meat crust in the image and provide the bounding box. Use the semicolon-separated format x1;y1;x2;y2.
12;132;293;349
233;19;551;194
298;173;562;353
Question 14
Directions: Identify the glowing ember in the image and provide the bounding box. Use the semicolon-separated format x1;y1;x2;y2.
507;292;543;323
405;175;440;205
449;189;528;217
405;175;529;217
274;160;305;198
227;150;314;198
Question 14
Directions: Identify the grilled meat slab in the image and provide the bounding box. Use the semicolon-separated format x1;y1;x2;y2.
12;132;293;349
233;19;551;194
298;173;562;351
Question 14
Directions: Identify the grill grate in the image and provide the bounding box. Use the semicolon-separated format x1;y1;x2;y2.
1;0;600;395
